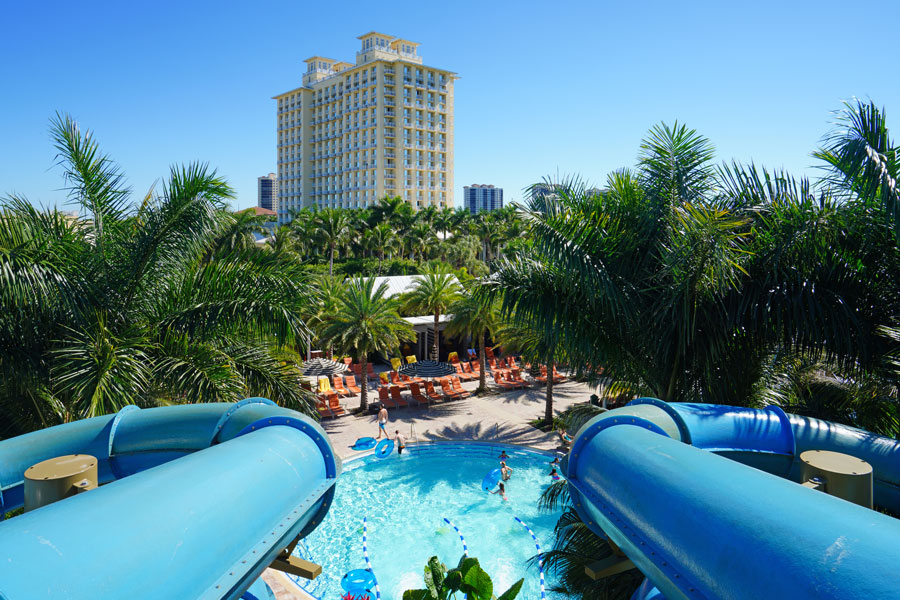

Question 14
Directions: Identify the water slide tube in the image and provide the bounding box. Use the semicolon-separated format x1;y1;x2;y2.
565;399;900;600
0;398;341;600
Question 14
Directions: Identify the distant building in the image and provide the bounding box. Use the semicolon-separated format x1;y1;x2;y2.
258;173;278;212
463;184;503;214
274;32;458;224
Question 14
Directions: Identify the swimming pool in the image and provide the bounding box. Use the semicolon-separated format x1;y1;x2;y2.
288;442;565;600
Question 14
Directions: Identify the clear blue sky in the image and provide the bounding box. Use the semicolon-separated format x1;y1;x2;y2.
2;0;898;210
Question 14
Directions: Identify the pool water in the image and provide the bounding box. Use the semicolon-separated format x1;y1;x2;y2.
291;443;564;600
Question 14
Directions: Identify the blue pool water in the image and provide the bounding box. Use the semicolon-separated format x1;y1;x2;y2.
290;442;564;600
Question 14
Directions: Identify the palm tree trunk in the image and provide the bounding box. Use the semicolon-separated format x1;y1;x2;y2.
478;330;486;392
359;353;368;411
329;243;335;276
544;365;554;426
433;310;440;361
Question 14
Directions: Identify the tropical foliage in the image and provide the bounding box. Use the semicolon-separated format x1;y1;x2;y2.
402;554;523;600
488;100;900;438
319;277;414;410
0;114;316;437
401;267;463;360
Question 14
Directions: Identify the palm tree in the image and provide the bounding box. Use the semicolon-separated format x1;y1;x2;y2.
0;114;315;437
313;208;350;275
445;284;499;392
363;223;398;271
495;322;564;426
472;215;503;263
406;222;436;262
402;267;463;360
320;278;414;410
370;195;412;227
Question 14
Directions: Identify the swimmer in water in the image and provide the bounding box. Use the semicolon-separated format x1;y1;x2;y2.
550;467;561;481
499;450;510;461
490;481;508;501
500;461;513;481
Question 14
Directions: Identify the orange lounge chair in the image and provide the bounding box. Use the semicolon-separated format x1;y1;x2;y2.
552;366;568;383
333;375;351;397
324;391;346;416
351;363;362;377
401;372;424;385
389;371;409;390
537;366;550;384
485;346;496;360
367;363;377;380
345;374;362;395
408;382;428;406
450;376;471;398
468;360;481;375
454;363;475;382
510;368;529;388
439;378;463;400
424;381;442;402
378;386;398;409
492;371;518;391
316;398;333;419
390;385;410;408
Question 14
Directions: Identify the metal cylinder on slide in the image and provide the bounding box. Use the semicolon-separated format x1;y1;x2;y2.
800;449;873;508
24;454;97;512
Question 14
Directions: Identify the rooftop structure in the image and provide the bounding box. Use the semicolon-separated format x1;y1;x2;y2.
274;33;458;224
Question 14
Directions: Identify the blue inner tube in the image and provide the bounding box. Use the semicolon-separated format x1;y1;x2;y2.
374;438;394;459
482;468;502;492
341;568;377;592
352;437;377;451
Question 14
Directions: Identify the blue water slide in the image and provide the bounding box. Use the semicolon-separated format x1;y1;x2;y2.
566;399;900;600
0;399;341;600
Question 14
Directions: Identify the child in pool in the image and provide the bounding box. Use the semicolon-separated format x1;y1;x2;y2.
550;467;561;481
550;455;561;466
490;481;508;501
500;461;513;481
499;450;510;461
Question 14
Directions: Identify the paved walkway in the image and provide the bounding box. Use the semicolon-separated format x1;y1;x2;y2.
321;375;595;460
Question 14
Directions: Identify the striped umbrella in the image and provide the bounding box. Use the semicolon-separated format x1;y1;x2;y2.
398;360;456;379
301;358;349;377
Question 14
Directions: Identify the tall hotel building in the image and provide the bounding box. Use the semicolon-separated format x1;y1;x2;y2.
274;32;457;224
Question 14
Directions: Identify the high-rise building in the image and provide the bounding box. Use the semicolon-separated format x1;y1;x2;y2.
463;184;503;214
257;173;277;212
274;32;457;224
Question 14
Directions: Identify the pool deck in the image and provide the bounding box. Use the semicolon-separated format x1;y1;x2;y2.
320;375;593;460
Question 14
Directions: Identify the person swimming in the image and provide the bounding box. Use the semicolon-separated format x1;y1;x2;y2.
550;455;561;466
550;467;561;481
490;481;508;501
500;461;513;481
498;450;510;461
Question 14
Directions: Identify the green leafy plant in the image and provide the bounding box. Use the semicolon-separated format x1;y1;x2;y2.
402;555;523;600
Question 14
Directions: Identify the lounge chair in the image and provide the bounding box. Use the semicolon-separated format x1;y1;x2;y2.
468;360;481;375
389;371;409;390
492;371;518;391
378;386;398;409
537;366;550;384
467;348;477;361
333;375;351;397
316;398;333;419
489;358;509;375
402;372;424;384
351;363;362;378
450;376;471;398
408;383;428;406
454;363;475;382
367;363;377;380
424;381;442;402
439;378;464;400
485;346;496;361
462;362;477;377
324;391;346;416
345;374;362;395
510;368;529;387
317;377;334;395
552;366;568;383
389;385;410;408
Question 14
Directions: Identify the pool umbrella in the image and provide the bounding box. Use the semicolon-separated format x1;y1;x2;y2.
399;360;456;379
302;358;349;377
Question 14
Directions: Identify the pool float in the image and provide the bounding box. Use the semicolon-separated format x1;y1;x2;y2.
351;437;377;451
481;468;502;492
341;568;377;594
374;438;394;459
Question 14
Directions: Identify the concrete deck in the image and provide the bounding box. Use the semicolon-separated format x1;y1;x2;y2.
321;375;594;459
